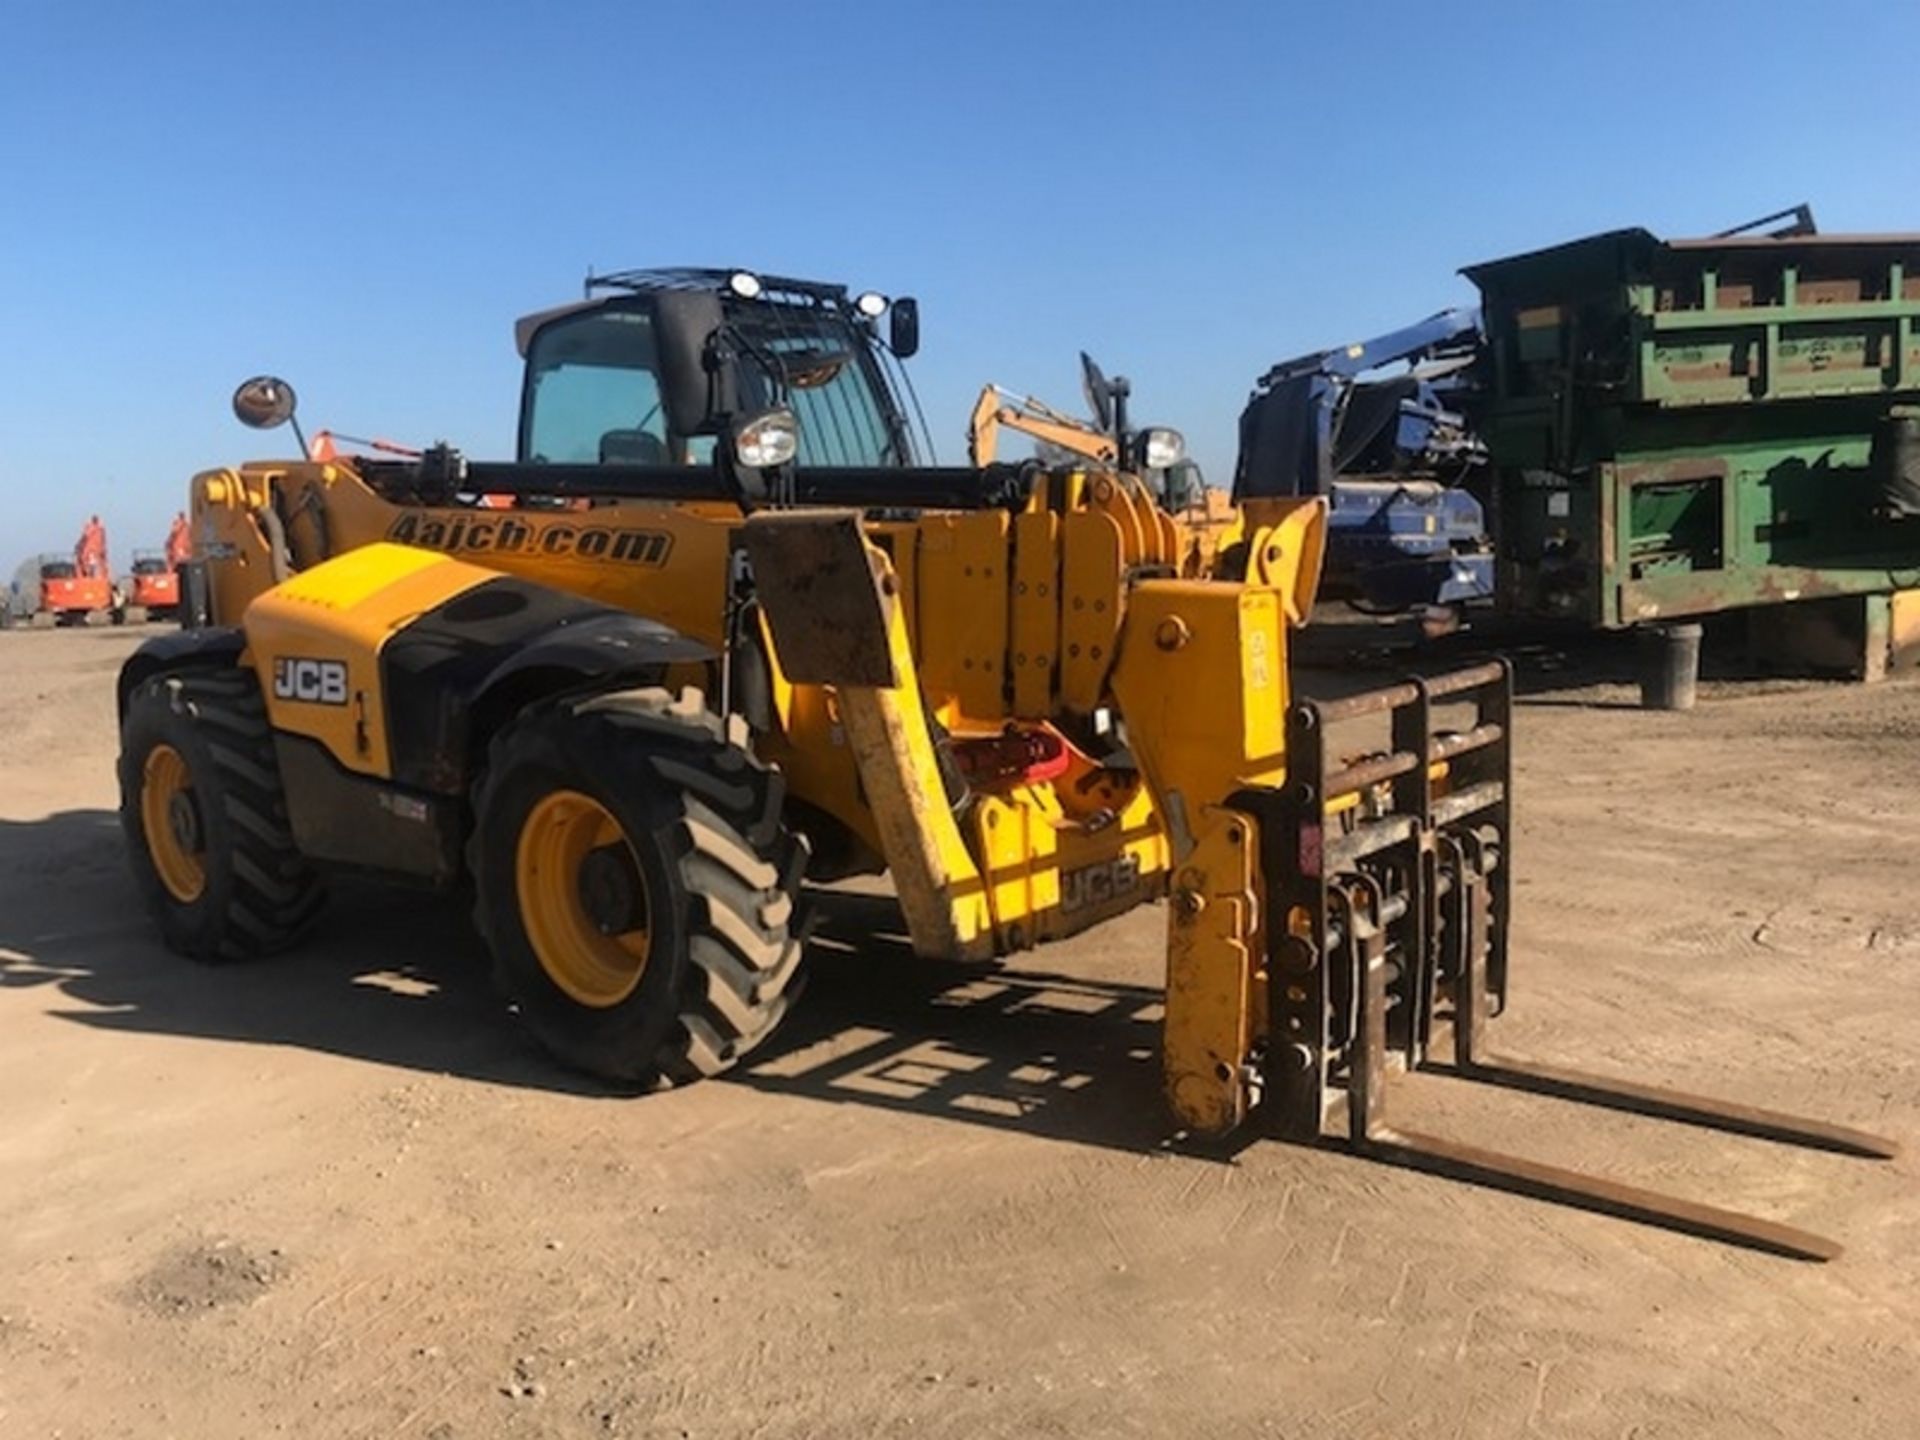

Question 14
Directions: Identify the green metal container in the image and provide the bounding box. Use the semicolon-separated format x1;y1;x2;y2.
1465;228;1920;632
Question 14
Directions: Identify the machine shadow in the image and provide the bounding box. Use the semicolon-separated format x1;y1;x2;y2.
731;891;1184;1155
0;807;607;1095
0;812;1187;1154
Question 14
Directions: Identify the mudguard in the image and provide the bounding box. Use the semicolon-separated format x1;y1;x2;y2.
220;542;713;791
271;572;719;889
378;575;716;792
120;547;716;884
117;626;247;719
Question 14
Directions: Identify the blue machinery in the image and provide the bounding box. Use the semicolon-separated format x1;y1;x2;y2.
1234;310;1495;612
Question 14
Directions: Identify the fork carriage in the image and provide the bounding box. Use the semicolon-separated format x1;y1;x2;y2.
1254;661;1892;1260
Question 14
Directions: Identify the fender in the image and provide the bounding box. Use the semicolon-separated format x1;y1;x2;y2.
272;573;716;884
380;576;716;792
117;626;246;720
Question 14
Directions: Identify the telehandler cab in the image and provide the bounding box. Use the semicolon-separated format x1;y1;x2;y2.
119;267;1892;1259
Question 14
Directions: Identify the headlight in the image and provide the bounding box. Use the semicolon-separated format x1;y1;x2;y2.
734;407;799;468
854;290;888;318
1140;427;1186;470
727;270;764;299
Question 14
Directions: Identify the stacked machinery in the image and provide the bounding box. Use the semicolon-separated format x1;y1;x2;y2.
1234;214;1920;672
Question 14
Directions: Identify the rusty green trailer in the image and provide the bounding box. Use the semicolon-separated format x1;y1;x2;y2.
1466;228;1920;671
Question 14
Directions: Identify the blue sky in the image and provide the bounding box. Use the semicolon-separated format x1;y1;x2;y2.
3;0;1917;567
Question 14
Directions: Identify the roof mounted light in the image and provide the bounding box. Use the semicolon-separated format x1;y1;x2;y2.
854;290;888;319
727;270;764;299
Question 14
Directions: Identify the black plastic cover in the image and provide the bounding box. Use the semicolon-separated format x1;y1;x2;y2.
275;733;462;885
379;577;714;792
1234;376;1322;500
117;627;246;719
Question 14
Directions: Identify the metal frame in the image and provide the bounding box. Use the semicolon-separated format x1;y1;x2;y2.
584;267;855;306
1255;660;1895;1261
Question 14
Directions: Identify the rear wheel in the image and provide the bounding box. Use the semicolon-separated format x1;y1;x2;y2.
118;668;325;961
470;687;808;1086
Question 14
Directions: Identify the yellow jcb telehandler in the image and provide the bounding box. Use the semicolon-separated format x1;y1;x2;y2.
119;267;1892;1259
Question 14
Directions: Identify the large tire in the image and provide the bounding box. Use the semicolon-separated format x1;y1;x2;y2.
118;668;325;961
470;687;808;1087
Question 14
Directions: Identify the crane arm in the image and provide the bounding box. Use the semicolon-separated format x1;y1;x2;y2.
967;385;1117;467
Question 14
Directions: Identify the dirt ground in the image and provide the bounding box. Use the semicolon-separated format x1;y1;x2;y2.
2;626;1917;1440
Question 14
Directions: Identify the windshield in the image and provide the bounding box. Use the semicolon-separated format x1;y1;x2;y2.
729;312;906;467
519;298;913;468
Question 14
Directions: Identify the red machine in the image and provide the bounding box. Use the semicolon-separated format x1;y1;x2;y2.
309;430;419;462
121;513;191;623
30;516;114;627
308;431;569;510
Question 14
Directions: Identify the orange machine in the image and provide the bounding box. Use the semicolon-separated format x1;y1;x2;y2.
121;514;190;623
31;516;114;626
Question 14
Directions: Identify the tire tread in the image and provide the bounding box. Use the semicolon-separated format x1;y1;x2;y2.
470;685;807;1087
123;668;324;962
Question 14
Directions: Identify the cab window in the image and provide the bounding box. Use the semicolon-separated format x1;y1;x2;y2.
521;308;669;465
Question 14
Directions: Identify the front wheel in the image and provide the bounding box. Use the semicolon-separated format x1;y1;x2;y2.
470;688;808;1087
118;668;325;961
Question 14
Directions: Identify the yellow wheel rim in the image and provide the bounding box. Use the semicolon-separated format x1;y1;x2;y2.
515;789;653;1008
141;743;207;903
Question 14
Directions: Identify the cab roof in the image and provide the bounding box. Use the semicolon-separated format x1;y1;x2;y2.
513;267;860;357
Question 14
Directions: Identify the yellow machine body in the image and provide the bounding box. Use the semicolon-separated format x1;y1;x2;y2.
240;542;500;779
185;453;1329;1129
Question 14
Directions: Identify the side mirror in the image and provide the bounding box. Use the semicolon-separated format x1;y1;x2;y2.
653;290;731;436
233;376;298;430
889;297;920;359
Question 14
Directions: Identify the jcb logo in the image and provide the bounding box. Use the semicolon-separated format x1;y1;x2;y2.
1061;855;1142;916
273;657;349;706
